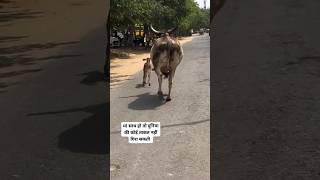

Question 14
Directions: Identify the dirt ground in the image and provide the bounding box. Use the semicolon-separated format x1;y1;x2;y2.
110;36;195;88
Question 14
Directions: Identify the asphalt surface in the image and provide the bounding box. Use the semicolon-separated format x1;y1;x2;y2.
110;34;210;180
213;0;320;179
0;1;107;179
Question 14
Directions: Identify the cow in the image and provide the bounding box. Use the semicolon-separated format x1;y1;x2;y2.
149;25;183;101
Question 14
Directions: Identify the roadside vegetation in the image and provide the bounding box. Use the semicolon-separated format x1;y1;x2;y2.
109;0;209;47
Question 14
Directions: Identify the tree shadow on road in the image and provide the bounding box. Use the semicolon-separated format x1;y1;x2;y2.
120;92;165;110
0;6;43;24
135;84;144;88
78;70;105;85
27;103;109;154
0;68;42;78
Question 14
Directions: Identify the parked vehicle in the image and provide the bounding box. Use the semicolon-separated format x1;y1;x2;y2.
199;28;204;35
133;24;145;46
188;29;193;36
110;29;124;47
110;36;120;48
116;32;124;39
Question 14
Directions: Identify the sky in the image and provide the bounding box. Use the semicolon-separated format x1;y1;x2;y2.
194;0;210;9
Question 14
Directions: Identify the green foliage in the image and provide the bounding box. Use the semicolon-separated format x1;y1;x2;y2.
178;0;210;33
110;0;209;34
110;0;158;28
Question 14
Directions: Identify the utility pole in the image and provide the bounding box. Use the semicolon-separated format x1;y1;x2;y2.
204;0;206;9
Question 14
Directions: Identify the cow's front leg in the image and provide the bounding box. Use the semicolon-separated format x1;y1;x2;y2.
157;74;163;96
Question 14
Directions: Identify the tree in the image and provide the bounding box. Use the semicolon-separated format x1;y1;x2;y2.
177;0;210;35
110;0;159;29
109;0;209;37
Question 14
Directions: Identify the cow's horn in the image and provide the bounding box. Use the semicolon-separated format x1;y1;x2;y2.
150;24;162;35
167;17;179;34
167;26;177;34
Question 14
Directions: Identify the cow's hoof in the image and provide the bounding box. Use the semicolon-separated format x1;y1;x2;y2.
157;91;163;96
166;97;171;102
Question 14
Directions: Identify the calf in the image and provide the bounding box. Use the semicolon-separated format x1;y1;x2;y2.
142;57;151;86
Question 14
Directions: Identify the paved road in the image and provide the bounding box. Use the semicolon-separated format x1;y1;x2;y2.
0;1;107;179
110;34;210;179
213;0;320;179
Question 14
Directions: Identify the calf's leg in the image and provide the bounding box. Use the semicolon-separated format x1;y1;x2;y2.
148;72;151;86
142;72;147;86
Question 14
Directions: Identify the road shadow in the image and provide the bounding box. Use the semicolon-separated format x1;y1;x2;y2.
27;103;109;154
0;82;8;88
0;68;42;79
0;8;43;24
110;74;131;83
78;70;105;85
0;41;79;54
135;84;144;88
0;81;19;91
0;35;28;43
0;41;81;68
110;74;133;88
0;54;82;68
0;0;43;24
122;93;165;110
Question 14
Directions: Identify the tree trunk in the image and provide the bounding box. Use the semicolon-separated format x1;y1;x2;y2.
212;0;226;20
105;12;110;81
127;25;134;48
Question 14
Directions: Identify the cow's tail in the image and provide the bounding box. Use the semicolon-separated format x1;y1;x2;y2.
166;41;173;76
163;72;169;79
160;42;171;79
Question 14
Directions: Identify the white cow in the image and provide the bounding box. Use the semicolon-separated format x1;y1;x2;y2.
150;25;183;101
